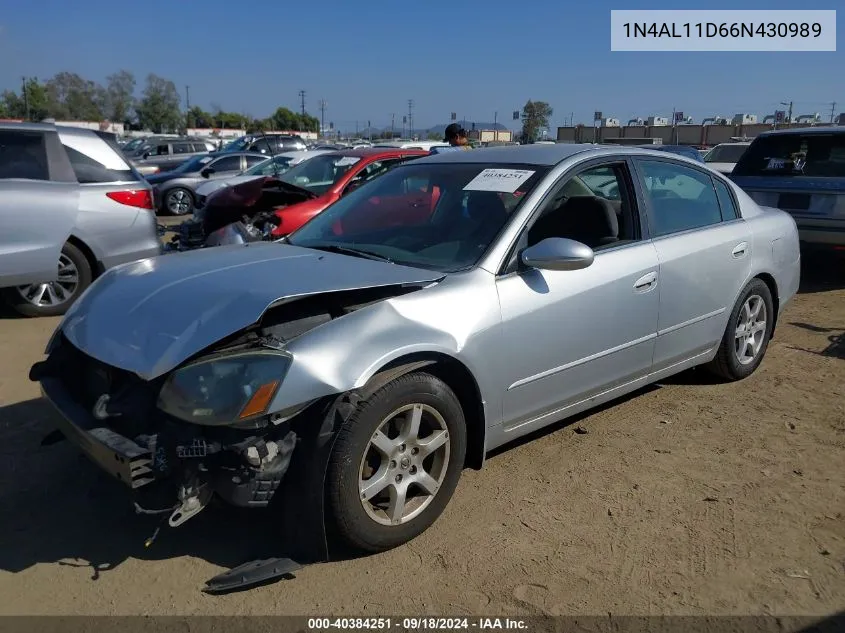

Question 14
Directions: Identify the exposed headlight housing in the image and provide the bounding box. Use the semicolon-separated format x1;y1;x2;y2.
157;350;292;426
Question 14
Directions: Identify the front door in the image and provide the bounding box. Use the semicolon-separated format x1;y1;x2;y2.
496;160;660;433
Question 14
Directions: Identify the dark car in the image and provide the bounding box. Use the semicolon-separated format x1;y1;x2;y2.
222;133;307;155
638;144;705;163
730;127;845;247
130;138;217;175
146;151;268;215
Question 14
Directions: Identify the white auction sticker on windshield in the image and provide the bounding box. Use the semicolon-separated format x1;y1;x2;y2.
335;156;361;166
463;168;536;193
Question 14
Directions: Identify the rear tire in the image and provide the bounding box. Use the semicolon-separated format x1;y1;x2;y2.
164;187;194;216
704;278;774;381
3;242;93;318
326;372;467;553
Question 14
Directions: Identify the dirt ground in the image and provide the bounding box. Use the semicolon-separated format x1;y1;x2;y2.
0;249;843;617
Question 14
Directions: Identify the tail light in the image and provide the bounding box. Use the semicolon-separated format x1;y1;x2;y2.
107;189;154;210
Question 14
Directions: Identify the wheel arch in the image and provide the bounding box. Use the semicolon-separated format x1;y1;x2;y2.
358;352;487;470
65;235;102;277
753;272;780;337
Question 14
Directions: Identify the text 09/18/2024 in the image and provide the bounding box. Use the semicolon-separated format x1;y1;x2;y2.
610;9;836;52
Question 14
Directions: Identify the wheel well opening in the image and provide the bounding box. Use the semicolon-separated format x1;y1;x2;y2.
370;353;486;470
65;236;102;277
755;273;779;335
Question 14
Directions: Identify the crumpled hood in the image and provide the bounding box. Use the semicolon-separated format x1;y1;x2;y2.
59;242;443;380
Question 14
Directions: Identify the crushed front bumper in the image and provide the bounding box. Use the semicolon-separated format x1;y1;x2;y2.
41;377;156;489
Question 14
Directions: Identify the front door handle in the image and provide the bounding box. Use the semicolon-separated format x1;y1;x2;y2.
634;271;658;291
732;242;748;258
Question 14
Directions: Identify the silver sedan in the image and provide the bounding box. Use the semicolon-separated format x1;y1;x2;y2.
32;144;801;555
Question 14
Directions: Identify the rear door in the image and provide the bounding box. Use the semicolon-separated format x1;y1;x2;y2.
631;157;752;373
206;154;245;178
0;128;79;287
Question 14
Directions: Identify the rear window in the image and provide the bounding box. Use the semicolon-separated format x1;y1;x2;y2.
0;130;49;180
60;134;140;184
704;144;749;164
733;133;845;178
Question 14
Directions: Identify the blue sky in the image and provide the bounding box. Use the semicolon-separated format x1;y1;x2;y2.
0;0;841;132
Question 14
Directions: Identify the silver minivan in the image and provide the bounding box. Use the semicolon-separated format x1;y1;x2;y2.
0;122;162;317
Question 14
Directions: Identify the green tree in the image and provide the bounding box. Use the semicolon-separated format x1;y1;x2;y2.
269;106;298;130
0;78;51;120
135;74;182;133
186;105;213;128
44;72;106;120
105;70;136;123
521;100;553;143
426;131;441;140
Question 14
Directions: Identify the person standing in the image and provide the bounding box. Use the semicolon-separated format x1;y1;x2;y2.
430;123;473;154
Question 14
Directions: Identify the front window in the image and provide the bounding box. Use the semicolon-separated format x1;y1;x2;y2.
278;154;364;194
287;162;549;272
244;155;293;176
704;144;749;164
732;133;845;177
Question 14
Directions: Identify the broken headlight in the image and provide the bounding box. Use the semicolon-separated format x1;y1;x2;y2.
157;350;292;426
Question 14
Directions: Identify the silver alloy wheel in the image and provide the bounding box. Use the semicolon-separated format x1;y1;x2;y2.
166;189;192;214
15;253;79;308
734;294;767;365
358;403;451;526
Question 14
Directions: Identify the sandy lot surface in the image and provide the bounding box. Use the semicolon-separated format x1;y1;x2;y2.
0;249;843;617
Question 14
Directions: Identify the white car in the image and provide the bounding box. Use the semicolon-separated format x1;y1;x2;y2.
373;140;450;151
703;142;751;175
192;150;333;205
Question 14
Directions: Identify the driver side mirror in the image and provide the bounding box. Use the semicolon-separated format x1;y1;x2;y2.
201;167;215;178
142;151;151;159
520;237;594;271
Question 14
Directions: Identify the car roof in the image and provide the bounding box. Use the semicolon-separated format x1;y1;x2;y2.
755;126;845;138
322;147;430;159
417;143;716;167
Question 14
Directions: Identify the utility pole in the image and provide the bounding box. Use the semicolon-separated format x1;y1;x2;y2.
318;99;327;137
408;99;414;139
781;100;793;125
21;76;30;121
830;101;837;124
494;111;498;142
184;85;191;129
391;113;395;138
298;90;306;117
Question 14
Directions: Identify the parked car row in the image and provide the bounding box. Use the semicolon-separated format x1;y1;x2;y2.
1;122;842;321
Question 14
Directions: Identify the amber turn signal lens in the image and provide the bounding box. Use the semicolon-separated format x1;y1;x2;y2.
238;380;280;419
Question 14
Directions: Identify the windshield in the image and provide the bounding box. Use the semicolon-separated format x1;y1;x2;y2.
732;134;845;177
287;162;549;272
122;138;145;152
172;153;214;173
222;137;249;152
243;155;294;176
705;144;749;164
278;154;364;194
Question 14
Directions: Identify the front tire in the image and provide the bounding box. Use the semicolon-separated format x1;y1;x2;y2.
705;278;774;381
4;242;93;317
164;187;194;215
326;372;467;553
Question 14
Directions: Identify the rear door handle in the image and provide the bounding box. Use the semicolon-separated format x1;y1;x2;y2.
732;242;748;258
634;271;658;291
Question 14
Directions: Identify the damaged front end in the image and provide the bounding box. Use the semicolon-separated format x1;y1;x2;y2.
29;333;302;531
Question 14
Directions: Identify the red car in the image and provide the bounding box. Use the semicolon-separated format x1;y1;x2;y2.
268;148;430;236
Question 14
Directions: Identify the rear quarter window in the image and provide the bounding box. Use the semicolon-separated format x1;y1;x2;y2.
0;130;50;180
60;134;140;183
